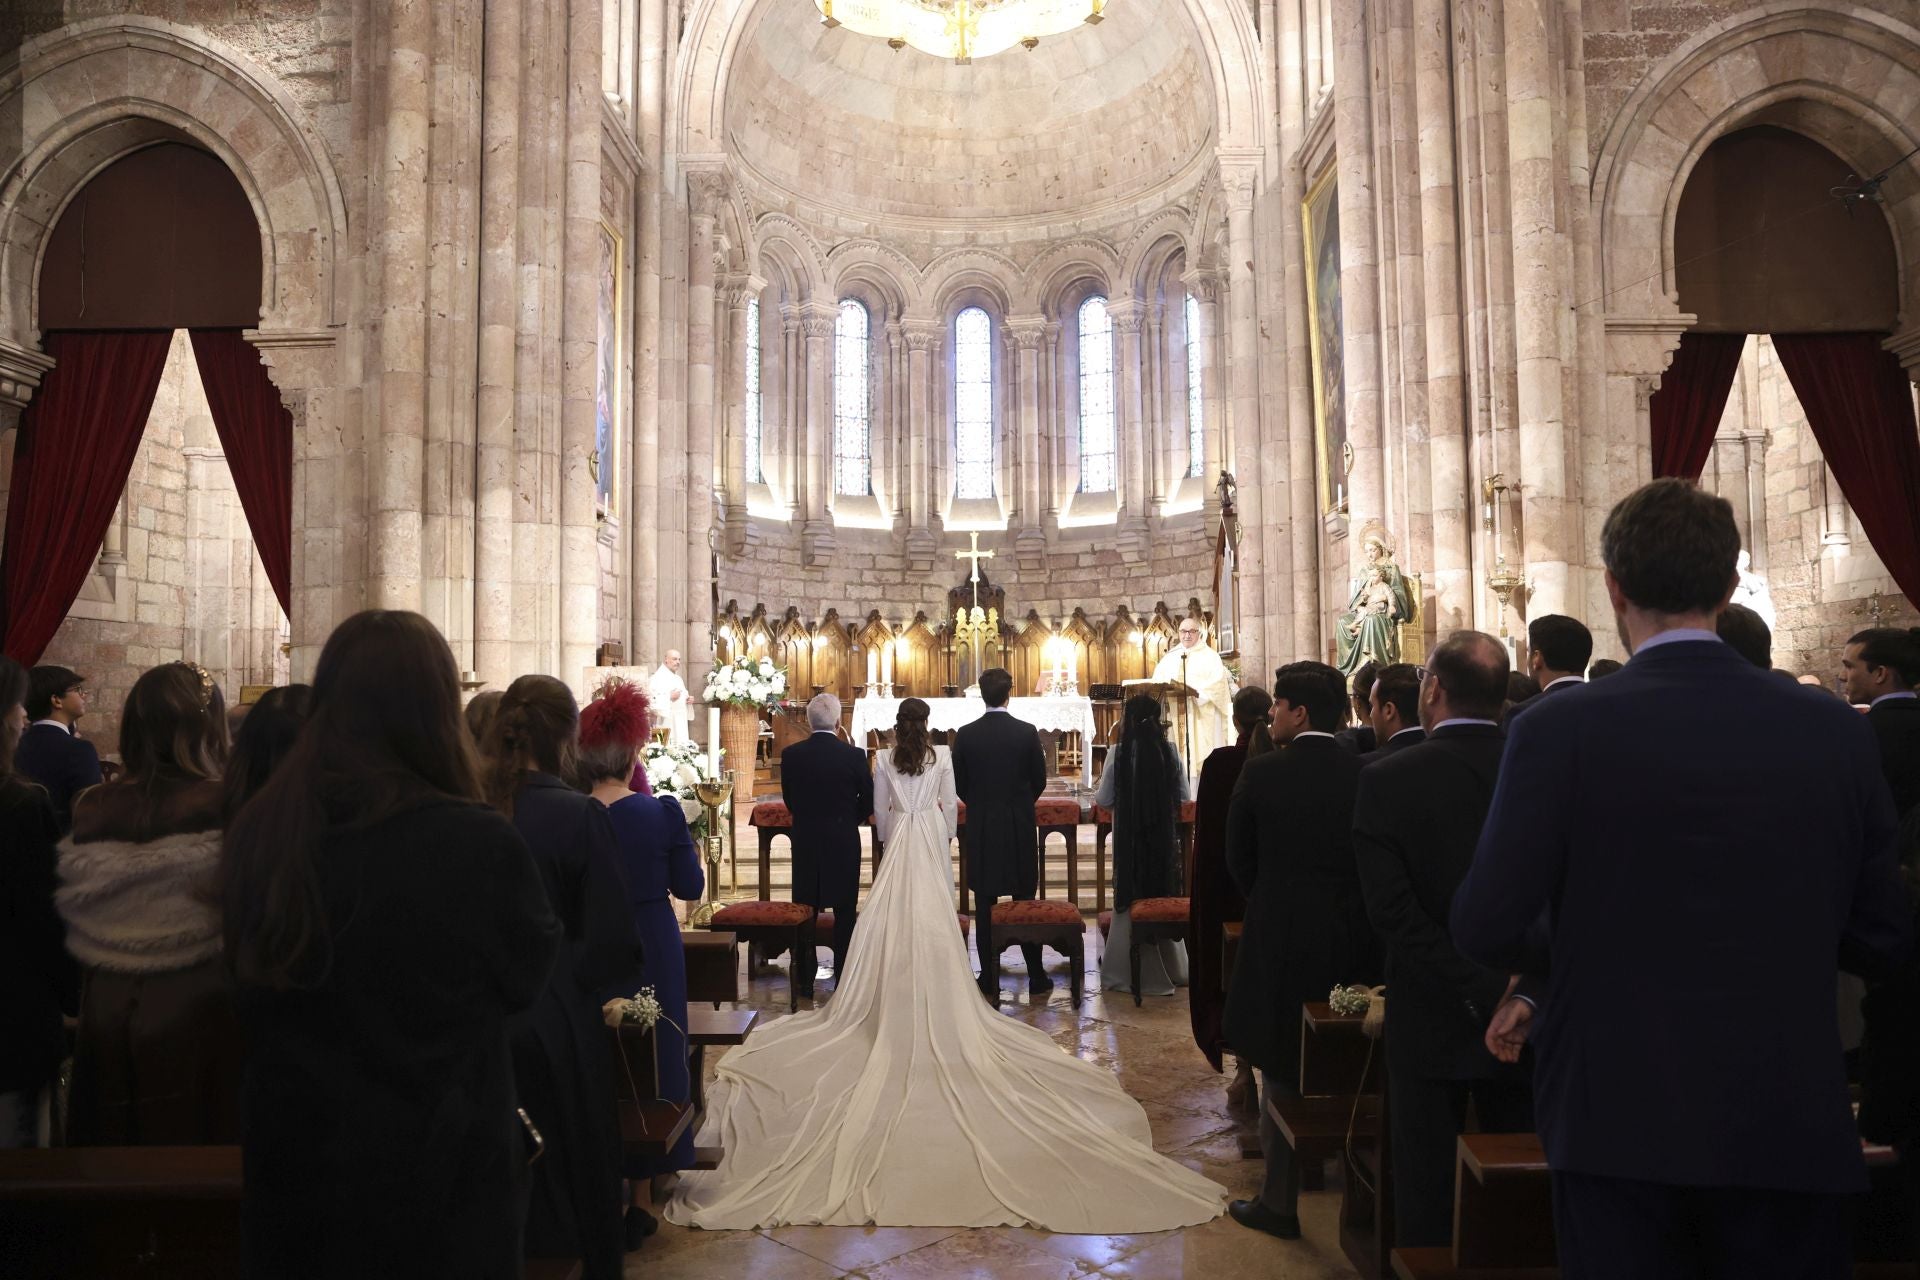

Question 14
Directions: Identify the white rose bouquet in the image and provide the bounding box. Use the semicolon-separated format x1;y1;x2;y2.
702;654;789;709
641;740;724;829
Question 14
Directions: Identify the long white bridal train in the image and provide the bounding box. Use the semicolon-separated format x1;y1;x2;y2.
664;760;1228;1233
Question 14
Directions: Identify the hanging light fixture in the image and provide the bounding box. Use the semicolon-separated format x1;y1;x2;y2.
816;0;1109;63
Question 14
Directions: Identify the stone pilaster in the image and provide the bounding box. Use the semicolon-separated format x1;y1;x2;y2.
1109;298;1150;563
1009;316;1048;572
902;321;940;572
719;273;765;555
1180;269;1225;521
799;304;838;566
1222;163;1267;660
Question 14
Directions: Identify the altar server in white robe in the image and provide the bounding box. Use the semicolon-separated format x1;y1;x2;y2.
1152;618;1234;782
647;649;692;745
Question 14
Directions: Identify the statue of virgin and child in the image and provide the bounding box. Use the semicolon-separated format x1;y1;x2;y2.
1336;525;1415;674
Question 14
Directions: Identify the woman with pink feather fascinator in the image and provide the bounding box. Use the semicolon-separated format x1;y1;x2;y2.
578;679;704;1249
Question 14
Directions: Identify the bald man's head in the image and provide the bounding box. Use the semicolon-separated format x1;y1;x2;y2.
1422;629;1510;727
663;649;681;672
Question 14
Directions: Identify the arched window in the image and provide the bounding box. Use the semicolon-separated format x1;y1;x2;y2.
1184;291;1204;479
1078;295;1115;494
953;307;995;500
834;298;871;496
745;297;763;485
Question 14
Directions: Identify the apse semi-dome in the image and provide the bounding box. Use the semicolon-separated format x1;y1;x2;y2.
724;0;1215;226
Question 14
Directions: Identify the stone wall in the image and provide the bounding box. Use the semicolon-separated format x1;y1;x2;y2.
37;331;286;756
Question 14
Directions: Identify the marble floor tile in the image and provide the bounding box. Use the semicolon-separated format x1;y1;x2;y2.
622;1229;847;1279
769;1224;963;1271
850;1227;1100;1280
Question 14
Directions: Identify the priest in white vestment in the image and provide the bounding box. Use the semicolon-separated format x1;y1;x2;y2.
1151;618;1234;782
647;649;692;745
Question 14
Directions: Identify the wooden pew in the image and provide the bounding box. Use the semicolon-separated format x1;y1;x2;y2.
685;929;740;1008
1390;1132;1913;1280
686;1006;758;1117
0;1147;584;1279
1271;1001;1392;1278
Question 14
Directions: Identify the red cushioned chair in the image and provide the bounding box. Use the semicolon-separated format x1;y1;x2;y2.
747;801;791;900
707;900;815;1012
1125;895;1192;1008
1033;796;1084;904
985;899;1085;1006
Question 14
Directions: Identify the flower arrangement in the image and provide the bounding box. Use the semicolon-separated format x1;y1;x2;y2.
641;740;723;826
702;654;788;709
1328;983;1376;1017
604;985;667;1030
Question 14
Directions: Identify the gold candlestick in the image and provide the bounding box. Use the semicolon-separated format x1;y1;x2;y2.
688;773;734;927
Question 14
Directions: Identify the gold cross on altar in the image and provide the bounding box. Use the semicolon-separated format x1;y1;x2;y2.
954;532;994;608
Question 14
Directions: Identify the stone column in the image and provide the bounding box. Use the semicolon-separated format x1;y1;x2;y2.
1415;0;1472;633
780;305;800;510
631;0;666;663
1109;298;1149;562
1181;269;1225;519
370;0;434;612
1332;0;1384;551
719;274;763;554
1043;322;1062;521
903;320;939;571
800;303;837;565
560;0;603;682
474;0;522;687
683;171;722;638
1504;0;1569;616
1223;167;1268;665
1010;317;1047;570
511;0;556;677
1743;430;1769;573
249;330;342;680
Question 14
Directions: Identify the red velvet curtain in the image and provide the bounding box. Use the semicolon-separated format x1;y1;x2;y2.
1773;332;1920;610
1;331;173;664
1650;330;1747;480
189;329;292;614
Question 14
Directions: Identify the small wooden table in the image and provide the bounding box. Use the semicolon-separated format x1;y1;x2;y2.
1300;1001;1378;1097
618;1099;696;1164
686;1007;758;1112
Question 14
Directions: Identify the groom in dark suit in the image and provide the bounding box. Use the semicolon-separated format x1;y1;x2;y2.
781;693;873;999
952;668;1049;1003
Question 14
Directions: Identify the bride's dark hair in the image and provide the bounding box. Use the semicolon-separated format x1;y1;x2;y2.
891;697;934;776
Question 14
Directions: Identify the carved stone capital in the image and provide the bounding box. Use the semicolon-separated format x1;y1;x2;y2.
1006;318;1047;350
800;315;837;341
685;167;730;216
0;337;57;412
1219;163;1258;212
902;322;942;353
1885;324;1920;381
1180;268;1225;305
242;328;339;393
1106;299;1146;335
720;273;767;310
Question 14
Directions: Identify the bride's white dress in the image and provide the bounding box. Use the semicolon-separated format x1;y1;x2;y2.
664;753;1228;1232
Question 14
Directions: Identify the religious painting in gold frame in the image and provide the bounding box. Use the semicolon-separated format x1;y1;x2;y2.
1301;161;1349;516
595;219;623;519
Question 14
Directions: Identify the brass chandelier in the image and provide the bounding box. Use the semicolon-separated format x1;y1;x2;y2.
816;0;1107;64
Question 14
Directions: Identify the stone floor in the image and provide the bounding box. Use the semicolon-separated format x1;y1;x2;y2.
633;929;1361;1279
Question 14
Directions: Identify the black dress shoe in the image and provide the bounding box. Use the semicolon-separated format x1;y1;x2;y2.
623;1205;657;1252
1028;973;1056;996
1228;1198;1301;1239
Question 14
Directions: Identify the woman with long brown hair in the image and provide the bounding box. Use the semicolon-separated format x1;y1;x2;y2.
486;674;635;1279
57;661;237;1145
223;611;560;1278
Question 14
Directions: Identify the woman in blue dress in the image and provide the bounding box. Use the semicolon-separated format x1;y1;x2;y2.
578;680;704;1246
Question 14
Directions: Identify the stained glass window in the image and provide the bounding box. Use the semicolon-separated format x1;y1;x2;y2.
834;298;871;496
1184;291;1204;479
954;307;995;500
1079;295;1115;494
745;297;763;485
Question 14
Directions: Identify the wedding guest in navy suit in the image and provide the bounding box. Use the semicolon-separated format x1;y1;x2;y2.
14;665;100;832
1452;479;1912;1280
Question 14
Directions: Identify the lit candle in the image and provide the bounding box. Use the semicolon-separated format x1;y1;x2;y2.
707;706;721;775
866;647;879;688
881;642;893;688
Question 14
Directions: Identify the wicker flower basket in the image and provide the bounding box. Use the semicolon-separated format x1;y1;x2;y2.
720;704;760;807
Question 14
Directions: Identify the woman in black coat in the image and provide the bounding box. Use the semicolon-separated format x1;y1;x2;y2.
223;612;561;1278
485;675;638;1278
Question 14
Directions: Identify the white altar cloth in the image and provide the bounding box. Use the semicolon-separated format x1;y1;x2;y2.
851;696;1097;787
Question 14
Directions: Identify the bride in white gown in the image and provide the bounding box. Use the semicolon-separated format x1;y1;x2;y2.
665;699;1228;1233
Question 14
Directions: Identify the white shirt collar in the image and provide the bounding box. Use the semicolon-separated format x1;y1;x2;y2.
810;728;838;736
1389;726;1423;740
983;705;1010;713
1635;628;1722;653
1543;675;1584;690
29;719;73;735
1873;691;1919;705
1433;717;1500;730
1290;730;1336;742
